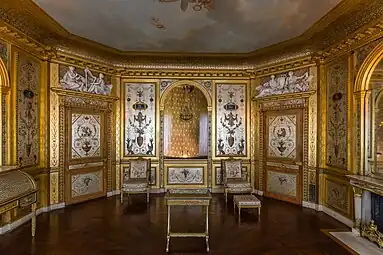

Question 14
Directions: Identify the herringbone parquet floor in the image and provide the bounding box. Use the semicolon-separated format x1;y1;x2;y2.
0;194;351;255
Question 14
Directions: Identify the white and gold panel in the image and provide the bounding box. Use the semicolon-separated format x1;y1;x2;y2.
266;170;298;198
71;113;102;159
324;176;351;216
16;52;41;167
121;165;157;186
124;83;156;156
215;83;246;157
71;169;104;199
267;115;297;159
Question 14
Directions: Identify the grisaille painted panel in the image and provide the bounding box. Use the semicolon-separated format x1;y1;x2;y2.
167;167;203;185
267;170;297;198
267;115;297;159
325;178;349;214
124;83;156;156
71;170;103;198
216;84;246;156
17;53;40;167
71;113;101;159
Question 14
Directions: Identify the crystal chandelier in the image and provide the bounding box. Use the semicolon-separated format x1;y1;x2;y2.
179;85;194;121
158;0;214;12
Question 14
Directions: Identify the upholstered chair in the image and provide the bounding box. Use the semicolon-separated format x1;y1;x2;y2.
121;157;151;204
221;157;252;203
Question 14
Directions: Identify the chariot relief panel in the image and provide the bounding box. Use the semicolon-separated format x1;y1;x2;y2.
16;53;40;167
124;83;156;156
71;113;102;159
215;83;246;156
326;57;348;169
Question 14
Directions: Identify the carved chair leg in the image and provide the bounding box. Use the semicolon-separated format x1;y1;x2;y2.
120;191;124;204
147;191;150;203
225;191;228;204
31;203;37;237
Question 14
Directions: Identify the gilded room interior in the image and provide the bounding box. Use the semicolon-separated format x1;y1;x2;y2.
1;0;383;254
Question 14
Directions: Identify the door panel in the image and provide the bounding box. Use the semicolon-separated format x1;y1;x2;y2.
263;109;303;204
65;108;107;205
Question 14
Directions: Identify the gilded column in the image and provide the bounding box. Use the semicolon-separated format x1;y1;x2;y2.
249;73;257;190
113;76;121;192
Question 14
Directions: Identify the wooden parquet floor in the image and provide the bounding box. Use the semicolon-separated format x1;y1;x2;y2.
0;194;351;255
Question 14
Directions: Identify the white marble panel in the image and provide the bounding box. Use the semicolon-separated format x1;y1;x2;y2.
168;167;203;185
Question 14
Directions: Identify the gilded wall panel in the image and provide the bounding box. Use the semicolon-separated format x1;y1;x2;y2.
215;83;246;156
326;57;348;170
124;83;156;156
0;40;9;70
324;177;350;215
266;170;297;198
2;95;7;165
267;115;297;159
16;53;40;167
71;170;103;198
71;113;102;159
355;39;383;73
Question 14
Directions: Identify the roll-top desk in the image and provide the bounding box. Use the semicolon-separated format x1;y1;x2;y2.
0;167;38;236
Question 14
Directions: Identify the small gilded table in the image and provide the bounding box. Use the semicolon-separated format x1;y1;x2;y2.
165;189;212;252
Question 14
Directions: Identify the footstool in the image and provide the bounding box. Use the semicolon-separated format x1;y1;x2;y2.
233;195;261;222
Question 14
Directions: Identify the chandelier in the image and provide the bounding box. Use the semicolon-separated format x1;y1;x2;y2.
158;0;214;12
179;85;194;121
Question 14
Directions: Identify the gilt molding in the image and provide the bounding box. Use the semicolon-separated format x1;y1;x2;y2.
250;57;315;77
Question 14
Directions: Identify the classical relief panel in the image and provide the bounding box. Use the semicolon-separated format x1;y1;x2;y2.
266;170;297;198
325;178;349;214
255;68;312;98
216;84;246;156
17;53;40;167
267;115;297;159
326;57;348;169
124;83;156;156
71;170;103;198
71;113;101;159
167;167;203;185
59;65;112;95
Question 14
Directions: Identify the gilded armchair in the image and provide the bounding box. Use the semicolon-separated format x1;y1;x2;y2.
221;158;252;203
121;157;151;204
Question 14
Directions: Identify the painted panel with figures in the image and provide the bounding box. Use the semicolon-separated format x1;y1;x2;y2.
266;170;297;198
325;178;349;214
255;68;312;98
59;65;113;95
71;170;103;198
216;84;246;156
124;83;156;156
17;53;40;167
326;57;348;169
267;115;297;159
71;113;102;159
167;167;204;185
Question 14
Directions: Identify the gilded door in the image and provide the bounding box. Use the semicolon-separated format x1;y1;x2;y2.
263;109;303;204
64;108;107;205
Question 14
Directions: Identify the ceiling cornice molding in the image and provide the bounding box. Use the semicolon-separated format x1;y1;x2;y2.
120;69;250;79
0;0;382;70
316;20;383;63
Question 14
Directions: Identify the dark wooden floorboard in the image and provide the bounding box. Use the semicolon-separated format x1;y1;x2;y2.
0;195;351;255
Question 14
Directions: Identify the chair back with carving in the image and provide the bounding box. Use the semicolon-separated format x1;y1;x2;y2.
221;157;243;184
124;157;151;184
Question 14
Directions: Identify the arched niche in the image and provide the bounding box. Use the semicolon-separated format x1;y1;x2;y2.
0;58;9;88
160;80;212;110
354;40;383;176
162;83;209;159
0;58;9;165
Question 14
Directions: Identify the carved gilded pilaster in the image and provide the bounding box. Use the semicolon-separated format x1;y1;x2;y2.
114;76;121;191
159;109;164;188
49;63;59;205
207;108;212;188
318;58;327;169
308;66;318;201
249;75;257;189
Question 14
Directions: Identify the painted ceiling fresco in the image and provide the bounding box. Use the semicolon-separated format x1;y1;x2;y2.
33;0;341;53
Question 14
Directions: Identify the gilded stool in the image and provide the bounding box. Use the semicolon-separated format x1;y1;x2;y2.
233;195;261;223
